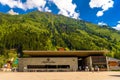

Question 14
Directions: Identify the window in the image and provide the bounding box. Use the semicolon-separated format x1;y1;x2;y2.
92;56;106;63
27;65;70;69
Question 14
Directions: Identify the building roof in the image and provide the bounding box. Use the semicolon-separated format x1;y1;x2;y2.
23;50;108;57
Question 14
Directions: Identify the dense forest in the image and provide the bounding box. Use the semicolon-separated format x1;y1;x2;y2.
0;11;120;66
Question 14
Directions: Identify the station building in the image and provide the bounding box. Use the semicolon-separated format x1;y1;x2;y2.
18;50;110;72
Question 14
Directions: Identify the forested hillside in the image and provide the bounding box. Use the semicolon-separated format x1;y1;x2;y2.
0;11;120;59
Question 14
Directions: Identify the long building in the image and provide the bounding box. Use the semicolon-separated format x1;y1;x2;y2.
18;50;110;72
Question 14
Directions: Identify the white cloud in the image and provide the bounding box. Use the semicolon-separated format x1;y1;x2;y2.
44;7;52;12
50;0;79;19
97;11;103;17
118;21;120;24
0;0;47;10
0;0;79;19
0;0;24;9
113;21;120;30
113;24;120;30
8;9;19;15
23;0;46;10
98;22;107;26
89;0;114;17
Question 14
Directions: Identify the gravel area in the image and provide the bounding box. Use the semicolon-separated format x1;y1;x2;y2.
0;71;120;80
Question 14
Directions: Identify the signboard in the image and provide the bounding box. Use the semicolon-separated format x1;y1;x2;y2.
42;58;55;63
13;58;18;64
108;61;118;66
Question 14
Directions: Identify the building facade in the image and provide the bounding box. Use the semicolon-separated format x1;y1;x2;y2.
18;50;109;72
107;57;120;70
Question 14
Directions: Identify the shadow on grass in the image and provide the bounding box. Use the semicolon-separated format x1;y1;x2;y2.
110;75;120;77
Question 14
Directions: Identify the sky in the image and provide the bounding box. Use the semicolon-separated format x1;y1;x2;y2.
0;0;120;30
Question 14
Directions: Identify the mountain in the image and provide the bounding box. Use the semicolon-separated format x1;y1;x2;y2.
0;11;120;59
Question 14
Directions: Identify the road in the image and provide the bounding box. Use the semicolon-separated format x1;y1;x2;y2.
0;71;120;80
